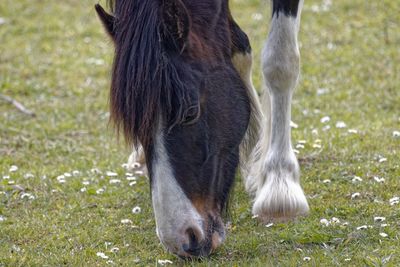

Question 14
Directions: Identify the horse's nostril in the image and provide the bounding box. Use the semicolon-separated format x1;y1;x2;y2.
182;243;190;252
183;227;201;256
188;228;198;245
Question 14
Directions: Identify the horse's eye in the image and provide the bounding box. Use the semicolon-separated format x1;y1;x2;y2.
182;105;200;126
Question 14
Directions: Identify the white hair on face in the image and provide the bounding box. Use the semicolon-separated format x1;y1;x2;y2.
151;123;204;255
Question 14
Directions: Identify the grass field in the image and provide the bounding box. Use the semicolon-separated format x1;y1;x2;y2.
1;0;399;266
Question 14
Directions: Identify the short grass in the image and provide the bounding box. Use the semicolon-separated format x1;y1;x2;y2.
1;0;399;266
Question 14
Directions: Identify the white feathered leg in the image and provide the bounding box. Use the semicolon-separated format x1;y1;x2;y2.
127;145;147;174
248;0;309;223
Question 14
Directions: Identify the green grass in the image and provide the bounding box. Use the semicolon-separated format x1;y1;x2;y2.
1;0;399;265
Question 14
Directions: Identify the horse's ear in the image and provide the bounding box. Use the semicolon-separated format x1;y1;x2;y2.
161;0;190;52
95;4;116;41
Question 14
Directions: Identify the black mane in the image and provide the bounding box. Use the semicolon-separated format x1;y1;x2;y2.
107;0;199;148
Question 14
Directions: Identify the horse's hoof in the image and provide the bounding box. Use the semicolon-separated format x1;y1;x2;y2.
252;173;309;223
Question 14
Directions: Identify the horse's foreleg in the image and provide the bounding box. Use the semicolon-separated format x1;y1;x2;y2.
127;145;147;174
250;0;309;222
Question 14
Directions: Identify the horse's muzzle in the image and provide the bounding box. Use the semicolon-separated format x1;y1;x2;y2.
158;213;226;258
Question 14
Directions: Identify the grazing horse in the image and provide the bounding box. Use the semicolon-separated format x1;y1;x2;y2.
95;0;309;257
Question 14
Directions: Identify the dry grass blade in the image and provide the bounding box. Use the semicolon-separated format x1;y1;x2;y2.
0;93;36;117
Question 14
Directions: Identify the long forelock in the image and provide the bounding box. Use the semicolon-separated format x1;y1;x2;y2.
108;0;198;149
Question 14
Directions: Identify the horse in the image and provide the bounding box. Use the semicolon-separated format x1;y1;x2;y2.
95;0;309;257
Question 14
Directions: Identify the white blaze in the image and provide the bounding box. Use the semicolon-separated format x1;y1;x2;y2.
151;127;204;253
